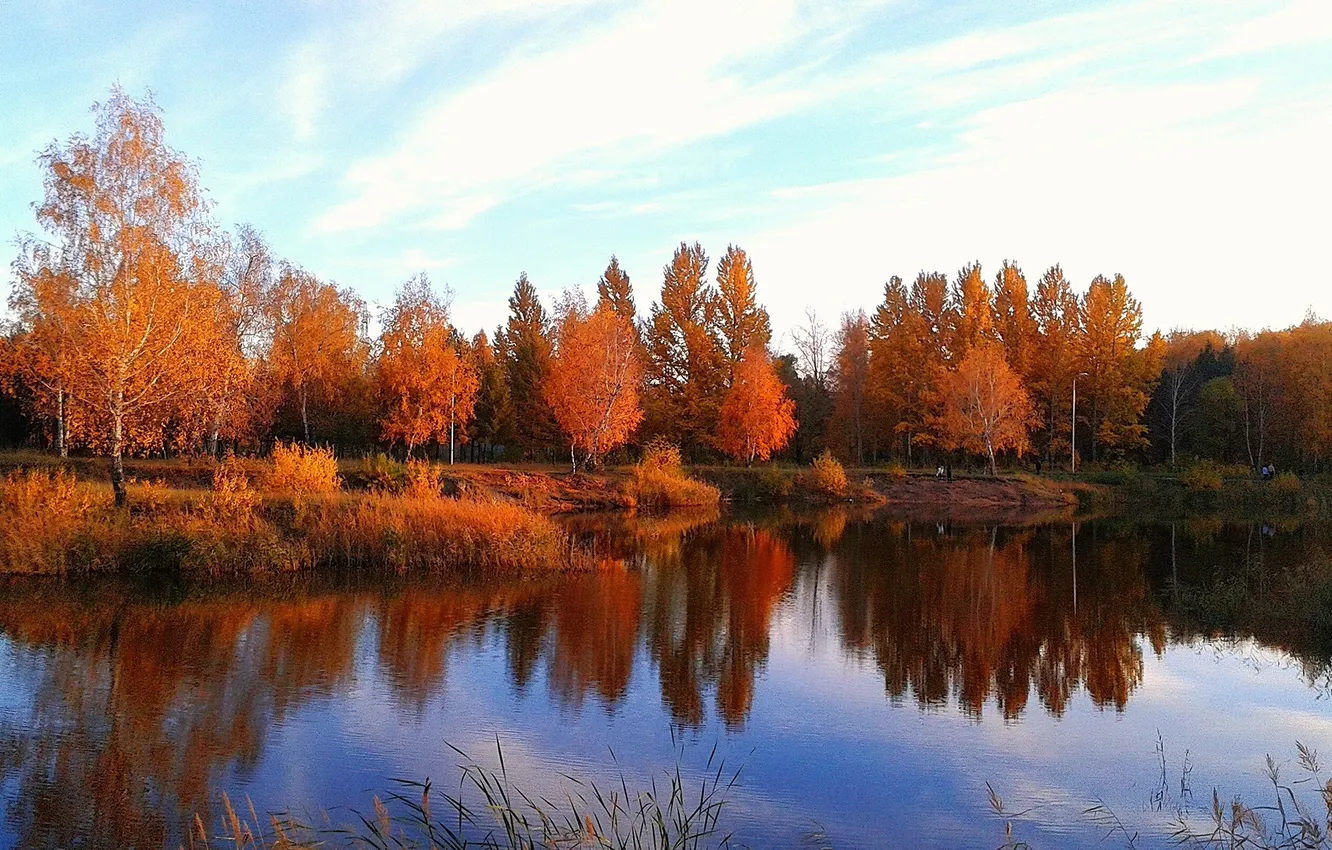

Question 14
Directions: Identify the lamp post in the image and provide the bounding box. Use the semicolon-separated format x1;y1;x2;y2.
1072;372;1089;473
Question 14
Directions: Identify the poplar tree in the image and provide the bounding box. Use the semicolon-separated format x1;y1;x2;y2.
644;242;725;455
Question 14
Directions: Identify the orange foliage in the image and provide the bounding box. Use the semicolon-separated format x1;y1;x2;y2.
12;88;229;504
266;263;366;444
266;442;341;496
546;303;643;470
937;342;1037;474
377;274;479;459
717;346;796;463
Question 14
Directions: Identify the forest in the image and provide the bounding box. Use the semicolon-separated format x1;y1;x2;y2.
5;87;1332;505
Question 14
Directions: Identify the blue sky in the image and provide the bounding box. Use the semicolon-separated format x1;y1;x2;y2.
2;0;1330;344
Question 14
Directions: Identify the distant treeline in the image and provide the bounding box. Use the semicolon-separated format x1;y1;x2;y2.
3;87;1330;495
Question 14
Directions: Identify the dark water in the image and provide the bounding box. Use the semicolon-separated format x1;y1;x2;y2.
2;508;1331;849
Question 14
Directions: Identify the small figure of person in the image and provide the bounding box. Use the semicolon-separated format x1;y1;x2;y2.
936;465;945;479
1035;458;1043;476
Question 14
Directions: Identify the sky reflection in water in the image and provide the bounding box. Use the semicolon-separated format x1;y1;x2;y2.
1;510;1330;849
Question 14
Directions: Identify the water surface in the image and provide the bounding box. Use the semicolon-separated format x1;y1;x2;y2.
2;509;1330;849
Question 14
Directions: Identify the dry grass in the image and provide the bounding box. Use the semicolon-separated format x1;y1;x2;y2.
632;439;721;508
294;492;584;573
0;469;96;573
0;457;585;575
266;443;341;497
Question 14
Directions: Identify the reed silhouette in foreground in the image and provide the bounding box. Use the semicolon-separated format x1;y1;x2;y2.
189;740;740;850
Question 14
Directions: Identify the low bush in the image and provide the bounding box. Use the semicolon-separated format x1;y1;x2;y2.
807;450;848;498
207;453;259;528
0;469;96;573
1182;460;1224;492
632;439;720;508
267;443;341;497
883;461;908;483
356;452;405;492
403;459;444;499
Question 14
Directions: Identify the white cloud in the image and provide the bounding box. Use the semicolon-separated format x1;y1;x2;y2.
278;42;329;141
1208;0;1332;58
313;0;892;234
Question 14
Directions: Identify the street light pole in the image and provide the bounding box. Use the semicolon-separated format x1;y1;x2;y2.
1072;372;1088;473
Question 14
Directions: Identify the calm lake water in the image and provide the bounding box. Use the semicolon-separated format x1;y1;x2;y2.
2;508;1331;849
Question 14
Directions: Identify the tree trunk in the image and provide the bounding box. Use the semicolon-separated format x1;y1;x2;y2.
206;410;221;459
110;408;127;508
300;385;311;444
56;387;67;458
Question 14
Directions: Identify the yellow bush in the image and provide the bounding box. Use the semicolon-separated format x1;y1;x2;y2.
208;453;259;526
808;450;848;498
1182;460;1224;492
633;439;720;508
0;469;95;573
267;442;341;496
403;459;444;500
884;462;908;483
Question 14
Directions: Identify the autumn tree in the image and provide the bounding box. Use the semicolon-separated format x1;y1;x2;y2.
545;298;643;471
713;244;771;371
717;346;797;464
202;224;275;456
377;274;479;461
644;242;725;455
937;342;1037;474
10;87;227;505
830;310;870;465
1074;274;1161;462
500;273;557;457
992;261;1037;382
5;260;77;456
868;272;948;463
596;255;637;326
947;261;994;361
267;263;366;445
1028;265;1080;467
1233;331;1280;469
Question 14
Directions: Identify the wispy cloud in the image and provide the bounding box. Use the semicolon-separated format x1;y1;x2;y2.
312;0;896;234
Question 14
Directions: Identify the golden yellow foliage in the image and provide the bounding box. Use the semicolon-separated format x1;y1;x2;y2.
807;450;848;498
267;443;341;496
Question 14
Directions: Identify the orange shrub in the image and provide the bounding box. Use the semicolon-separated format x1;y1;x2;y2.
403;459;444;500
0;469;95;573
807;450;848;498
208;453;259;527
267;442;341;496
632;439;720;508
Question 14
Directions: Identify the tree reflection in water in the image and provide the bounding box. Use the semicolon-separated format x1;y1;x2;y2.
1;511;1330;847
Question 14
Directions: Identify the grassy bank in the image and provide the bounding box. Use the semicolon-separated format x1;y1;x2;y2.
1061;465;1332;520
0;461;583;575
